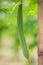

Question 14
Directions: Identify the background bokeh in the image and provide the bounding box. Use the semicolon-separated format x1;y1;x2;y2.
0;0;38;65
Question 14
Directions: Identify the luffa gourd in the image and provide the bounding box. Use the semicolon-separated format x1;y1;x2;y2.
17;0;29;59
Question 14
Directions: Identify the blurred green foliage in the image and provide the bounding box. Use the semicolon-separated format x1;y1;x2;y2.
0;0;38;64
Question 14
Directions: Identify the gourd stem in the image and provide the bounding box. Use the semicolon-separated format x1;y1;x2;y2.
20;0;22;4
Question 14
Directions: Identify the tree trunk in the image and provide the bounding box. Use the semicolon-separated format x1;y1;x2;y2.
38;0;43;65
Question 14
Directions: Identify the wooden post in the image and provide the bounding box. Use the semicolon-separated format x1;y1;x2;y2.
38;0;43;65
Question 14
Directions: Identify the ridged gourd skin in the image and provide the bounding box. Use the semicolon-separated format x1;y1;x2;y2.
17;0;29;59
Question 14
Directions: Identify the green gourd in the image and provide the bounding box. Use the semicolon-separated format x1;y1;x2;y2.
17;0;29;59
